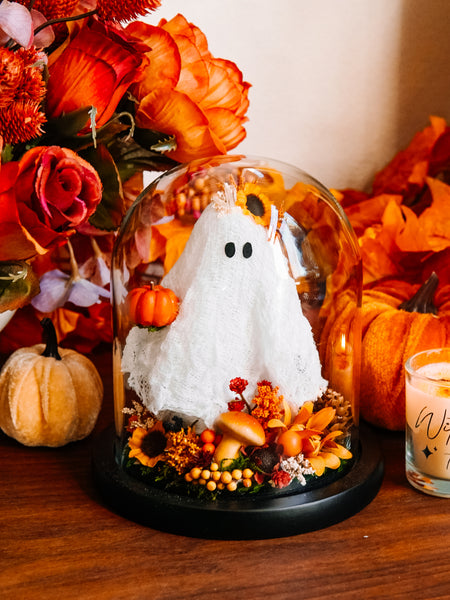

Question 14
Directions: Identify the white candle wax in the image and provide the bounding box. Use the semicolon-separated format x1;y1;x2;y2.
405;362;450;480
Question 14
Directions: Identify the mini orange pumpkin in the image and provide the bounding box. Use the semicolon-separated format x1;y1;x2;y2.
321;273;450;431
128;283;179;328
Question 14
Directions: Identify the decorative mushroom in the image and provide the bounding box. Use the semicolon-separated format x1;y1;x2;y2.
214;411;265;467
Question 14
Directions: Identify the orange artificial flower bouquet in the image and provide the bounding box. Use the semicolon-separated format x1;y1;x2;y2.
0;0;250;353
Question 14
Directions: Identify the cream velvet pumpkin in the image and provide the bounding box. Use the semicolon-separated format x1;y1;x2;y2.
0;319;103;447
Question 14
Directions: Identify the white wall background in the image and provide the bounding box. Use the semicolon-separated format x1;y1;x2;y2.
148;0;450;191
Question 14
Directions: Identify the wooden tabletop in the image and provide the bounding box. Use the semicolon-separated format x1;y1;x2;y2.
1;349;450;600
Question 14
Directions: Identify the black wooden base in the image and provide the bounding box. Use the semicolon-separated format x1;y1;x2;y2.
92;425;384;539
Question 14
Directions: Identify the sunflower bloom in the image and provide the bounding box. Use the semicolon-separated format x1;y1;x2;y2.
236;183;273;228
128;422;168;468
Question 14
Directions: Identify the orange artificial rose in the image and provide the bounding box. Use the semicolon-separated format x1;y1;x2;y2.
127;15;250;162
9;146;103;255
46;18;148;129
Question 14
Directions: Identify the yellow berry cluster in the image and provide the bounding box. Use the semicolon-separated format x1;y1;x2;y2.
184;462;255;492
172;177;212;217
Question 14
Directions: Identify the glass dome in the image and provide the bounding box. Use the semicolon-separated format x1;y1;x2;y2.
110;154;362;506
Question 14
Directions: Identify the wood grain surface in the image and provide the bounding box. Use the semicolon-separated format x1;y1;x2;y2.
1;349;449;600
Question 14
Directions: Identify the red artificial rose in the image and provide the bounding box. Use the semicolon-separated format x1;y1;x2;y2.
13;145;102;252
229;377;248;395
127;15;250;162
227;399;246;412
46;17;148;129
270;469;292;489
0;161;40;261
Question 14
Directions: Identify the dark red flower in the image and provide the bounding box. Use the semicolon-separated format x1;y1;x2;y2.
14;145;102;251
270;468;291;489
257;379;272;389
229;377;248;395
227;399;246;412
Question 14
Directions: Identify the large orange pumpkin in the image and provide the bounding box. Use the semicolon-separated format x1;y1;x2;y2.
321;273;450;431
128;284;179;328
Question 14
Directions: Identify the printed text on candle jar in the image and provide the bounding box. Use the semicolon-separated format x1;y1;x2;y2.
415;406;450;470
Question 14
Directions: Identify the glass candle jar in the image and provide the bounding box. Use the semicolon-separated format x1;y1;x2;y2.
110;155;362;503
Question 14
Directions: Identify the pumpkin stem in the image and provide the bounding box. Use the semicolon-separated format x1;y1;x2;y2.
398;272;439;315
40;318;62;360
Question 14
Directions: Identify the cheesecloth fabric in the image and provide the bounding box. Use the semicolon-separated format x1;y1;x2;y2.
122;201;327;429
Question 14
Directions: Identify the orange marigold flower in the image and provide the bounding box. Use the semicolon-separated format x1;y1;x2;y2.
96;0;161;22
0;100;46;144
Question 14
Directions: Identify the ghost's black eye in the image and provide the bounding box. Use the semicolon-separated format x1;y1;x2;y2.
242;242;252;258
225;242;236;258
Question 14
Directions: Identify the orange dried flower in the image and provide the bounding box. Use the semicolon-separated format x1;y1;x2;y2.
0;47;45;105
165;427;202;474
0;48;46;144
0;101;46;144
15;0;79;20
251;382;283;431
96;0;161;22
0;49;23;108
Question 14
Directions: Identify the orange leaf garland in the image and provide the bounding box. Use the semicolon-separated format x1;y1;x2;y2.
420;177;450;252
372;115;447;196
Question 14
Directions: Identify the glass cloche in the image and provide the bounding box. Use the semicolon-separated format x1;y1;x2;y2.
99;155;381;537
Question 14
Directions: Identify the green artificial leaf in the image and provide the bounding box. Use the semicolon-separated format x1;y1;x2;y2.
45;107;92;138
133;126;177;153
1;144;14;163
110;136;178;181
81;144;125;231
150;136;177;154
0;261;40;312
89;106;97;147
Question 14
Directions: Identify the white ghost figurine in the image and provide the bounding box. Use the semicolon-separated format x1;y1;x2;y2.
122;189;327;429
